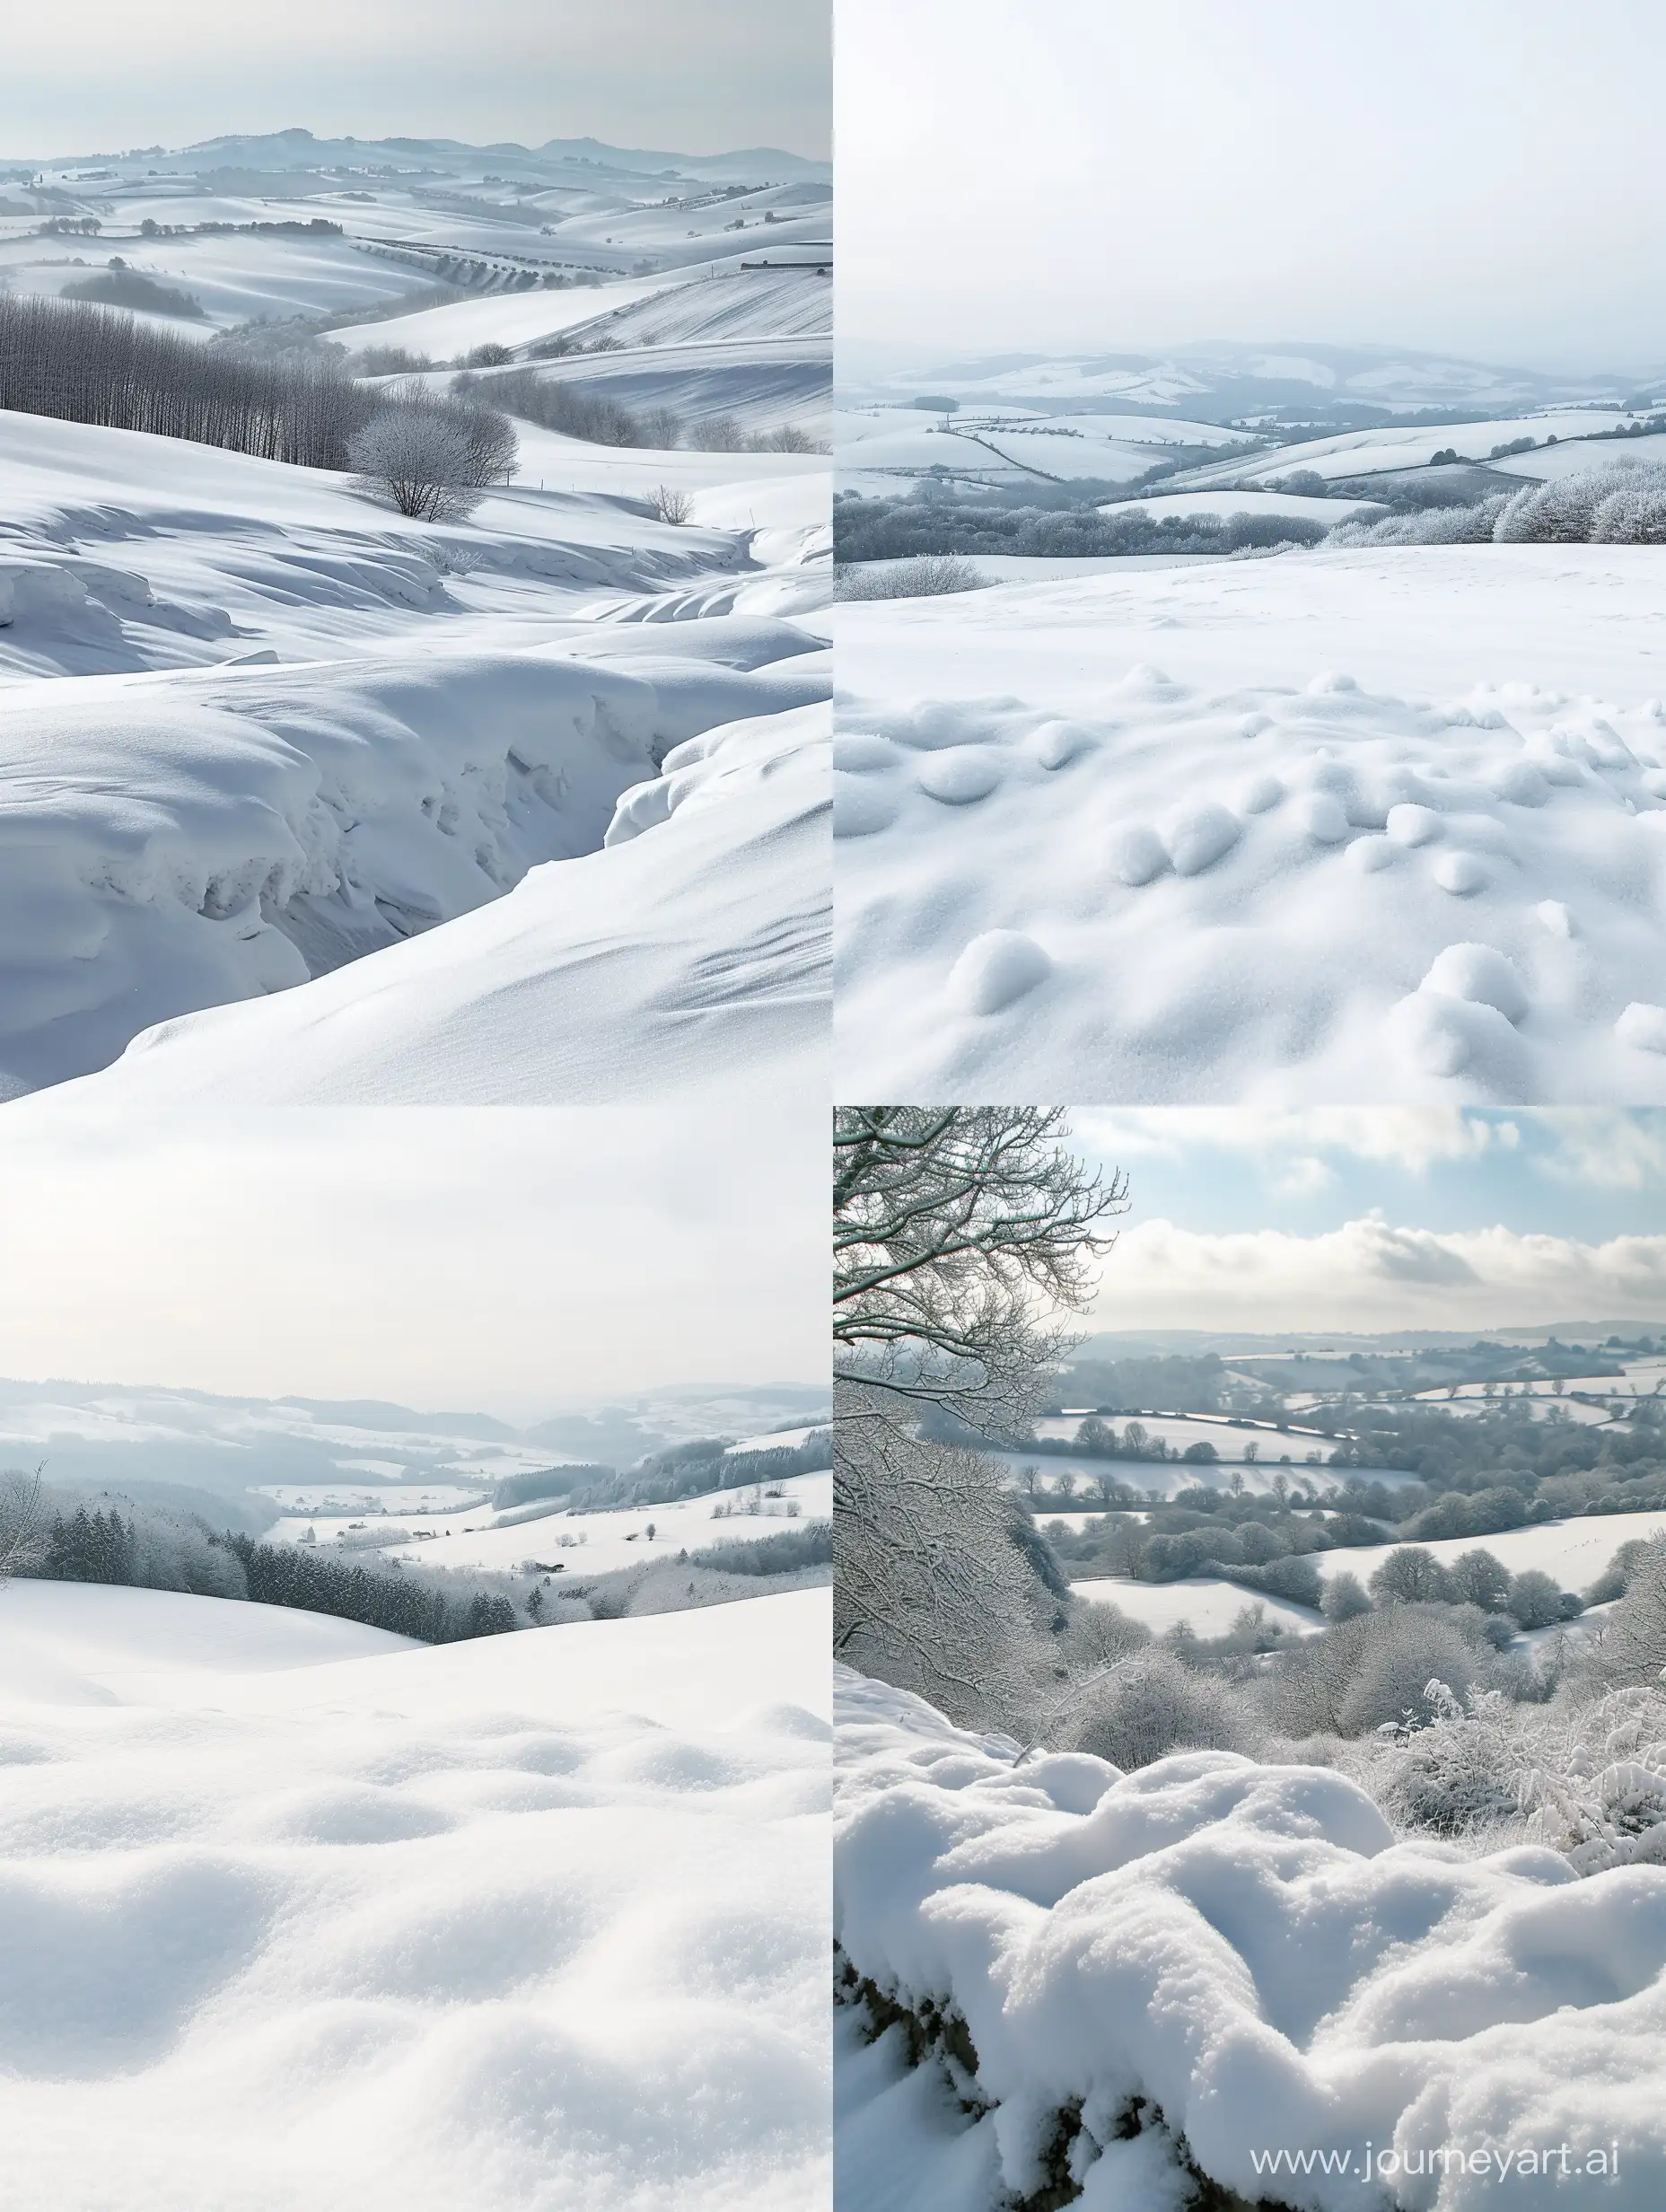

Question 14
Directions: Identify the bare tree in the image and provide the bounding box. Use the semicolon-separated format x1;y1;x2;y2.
652;484;693;524
833;1386;1047;1729
349;388;485;522
834;1106;1127;1440
0;1468;44;1585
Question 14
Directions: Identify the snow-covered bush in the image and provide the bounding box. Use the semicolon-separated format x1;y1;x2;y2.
1066;1648;1254;1769
1263;1602;1485;1737
1521;1684;1666;1872
1591;462;1666;541
1367;1680;1527;1839
835;555;989;601
351;405;478;521
1328;494;1508;546
1592;1539;1666;1685
1493;464;1638;541
1320;1568;1371;1620
349;385;504;521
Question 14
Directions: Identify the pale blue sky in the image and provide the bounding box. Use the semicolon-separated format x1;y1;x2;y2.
0;1;829;162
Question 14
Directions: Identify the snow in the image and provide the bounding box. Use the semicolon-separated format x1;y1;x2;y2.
0;413;829;1105
0;160;829;1112
1110;488;1379;524
0;1580;416;1705
1308;1510;1666;1596
1173;412;1635;487
328;275;672;359
835;547;1666;1102
339;1470;833;1574
1487;434;1666;480
1070;1576;1324;1638
836;1665;1666;2209
0;1585;830;2211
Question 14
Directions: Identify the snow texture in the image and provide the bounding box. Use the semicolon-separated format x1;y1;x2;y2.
836;1667;1666;2208
835;549;1666;1102
0;1584;830;2212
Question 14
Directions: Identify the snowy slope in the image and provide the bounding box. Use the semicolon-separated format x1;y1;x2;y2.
836;1667;1666;2211
344;1470;834;1572
0;1585;831;2212
20;690;828;1106
0;382;829;1106
1306;1509;1666;1597
1071;1575;1325;1638
834;549;1666;1103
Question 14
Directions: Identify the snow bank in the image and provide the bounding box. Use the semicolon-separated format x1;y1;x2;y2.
835;551;1666;1102
29;689;829;1105
836;1667;1666;2208
0;641;825;1096
0;1588;831;2211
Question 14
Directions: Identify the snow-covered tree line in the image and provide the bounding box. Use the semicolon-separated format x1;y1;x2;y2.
1329;460;1666;546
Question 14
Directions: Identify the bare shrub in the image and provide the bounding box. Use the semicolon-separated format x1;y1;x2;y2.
350;396;480;522
0;1469;44;1584
355;345;434;376
695;412;749;452
836;555;990;601
1067;1648;1252;1770
651;484;693;524
638;405;684;450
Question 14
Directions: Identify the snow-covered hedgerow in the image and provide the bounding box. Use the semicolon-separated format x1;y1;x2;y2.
835;1665;1666;2210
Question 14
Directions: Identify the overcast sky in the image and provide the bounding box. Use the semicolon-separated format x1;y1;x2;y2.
838;0;1666;372
1073;1110;1666;1336
0;1105;826;1421
0;0;829;162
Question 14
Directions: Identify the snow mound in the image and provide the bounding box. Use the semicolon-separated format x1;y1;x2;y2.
0;1588;830;2212
835;557;1666;1101
836;1668;1666;2209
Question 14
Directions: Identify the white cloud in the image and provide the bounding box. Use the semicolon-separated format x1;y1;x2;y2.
1093;1213;1666;1334
1534;1110;1666;1190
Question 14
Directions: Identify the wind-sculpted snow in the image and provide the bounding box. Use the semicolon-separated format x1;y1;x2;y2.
30;690;829;1105
835;556;1666;1102
0;640;825;1098
835;1669;1666;2210
0;1586;831;2212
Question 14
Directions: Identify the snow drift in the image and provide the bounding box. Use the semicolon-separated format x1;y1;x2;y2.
0;1584;831;2211
835;1667;1666;2209
834;550;1666;1102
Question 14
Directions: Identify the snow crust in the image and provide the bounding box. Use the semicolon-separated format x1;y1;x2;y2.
836;1667;1666;2208
835;549;1666;1102
0;1586;830;2211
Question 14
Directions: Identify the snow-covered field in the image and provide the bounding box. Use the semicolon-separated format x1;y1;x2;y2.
834;547;1666;1102
0;137;830;1110
835;1667;1666;2210
1306;1509;1666;1596
0;1580;830;2211
1071;1574;1324;1638
279;1469;833;1572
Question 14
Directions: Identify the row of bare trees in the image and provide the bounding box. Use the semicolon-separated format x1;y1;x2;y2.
0;294;375;467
